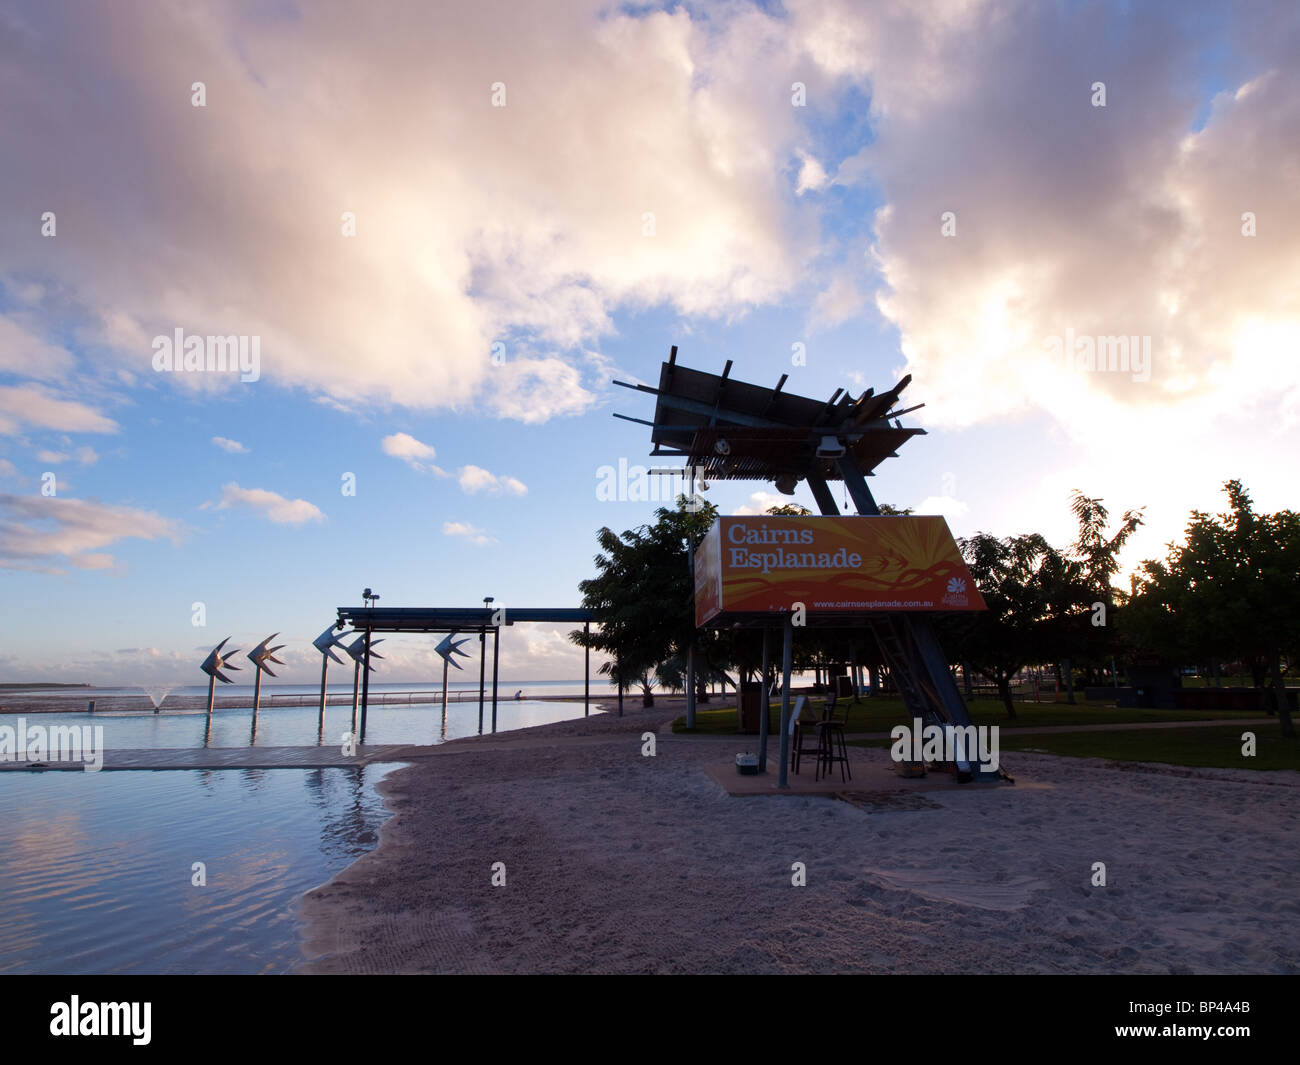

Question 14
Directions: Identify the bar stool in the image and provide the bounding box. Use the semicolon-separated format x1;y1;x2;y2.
815;720;851;783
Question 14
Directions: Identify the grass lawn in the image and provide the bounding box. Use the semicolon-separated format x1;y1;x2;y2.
1001;724;1299;770
844;723;1298;771
671;697;1250;735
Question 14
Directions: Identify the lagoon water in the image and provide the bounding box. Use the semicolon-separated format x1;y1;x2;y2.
3;694;598;749
0;686;603;973
0;765;395;974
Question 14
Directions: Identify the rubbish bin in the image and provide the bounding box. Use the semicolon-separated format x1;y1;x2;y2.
737;682;763;734
835;674;853;700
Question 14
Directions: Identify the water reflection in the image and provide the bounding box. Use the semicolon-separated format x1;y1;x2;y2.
0;765;398;974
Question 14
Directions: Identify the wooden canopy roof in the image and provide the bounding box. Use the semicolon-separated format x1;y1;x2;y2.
613;347;925;485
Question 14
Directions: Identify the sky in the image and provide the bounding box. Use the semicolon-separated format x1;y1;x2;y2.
1;0;1297;687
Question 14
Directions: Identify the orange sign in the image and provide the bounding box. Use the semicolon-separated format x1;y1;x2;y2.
694;515;986;626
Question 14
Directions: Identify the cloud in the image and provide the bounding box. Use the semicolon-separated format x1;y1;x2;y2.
0;315;77;382
789;0;1300;432
0;1;818;421
35;446;98;466
211;436;248;453
458;465;527;496
212;483;324;525
0;493;182;572
795;150;830;195
486;357;599;423
808;276;864;331
443;520;496;545
915;494;970;520
0;384;118;436
734;490;792;515
381;432;447;475
0;459;17;478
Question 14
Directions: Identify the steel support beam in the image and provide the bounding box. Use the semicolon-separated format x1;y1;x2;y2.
834;452;880;516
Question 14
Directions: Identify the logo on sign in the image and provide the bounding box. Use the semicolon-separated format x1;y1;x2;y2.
942;577;968;607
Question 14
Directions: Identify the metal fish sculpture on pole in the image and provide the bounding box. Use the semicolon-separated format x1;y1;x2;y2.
200;637;241;746
313;625;349;736
435;632;472;725
247;634;286;744
345;634;383;738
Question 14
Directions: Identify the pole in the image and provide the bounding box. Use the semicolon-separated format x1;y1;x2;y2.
318;653;330;737
204;674;215;748
758;626;771;773
584;622;591;716
777;614;794;789
442;653;450;726
491;624;500;733
478;625;487;733
686;645;696;728
252;668;262;745
351;658;361;736
359;623;372;744
617;658;624;717
685;472;697;731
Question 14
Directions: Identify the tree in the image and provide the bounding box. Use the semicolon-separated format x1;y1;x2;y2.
950;531;1064;719
1049;491;1145;694
571;498;722;709
1125;480;1299;737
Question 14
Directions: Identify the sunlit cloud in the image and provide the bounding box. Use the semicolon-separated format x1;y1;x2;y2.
381;432;447;476
443;520;496;546
458;465;527;496
0;384;118;436
0;493;182;573
210;483;325;525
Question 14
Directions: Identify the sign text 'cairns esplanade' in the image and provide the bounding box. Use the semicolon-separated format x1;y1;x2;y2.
694;515;987;626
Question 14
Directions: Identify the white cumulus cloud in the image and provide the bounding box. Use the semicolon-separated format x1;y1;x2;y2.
212;483;324;525
458;465;527;496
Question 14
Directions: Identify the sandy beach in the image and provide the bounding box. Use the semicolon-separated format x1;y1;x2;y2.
298;697;1300;974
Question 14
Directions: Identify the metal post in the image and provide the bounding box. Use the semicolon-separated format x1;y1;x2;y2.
318;653;330;735
685;471;697;730
478;625;487;733
777;615;794;789
584;621;590;716
758;626;771;773
249;671;259;744
351;658;361;736
359;623;372;744
491;624;500;733
686;645;696;728
204;674;216;748
617;658;624;717
442;654;450;725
